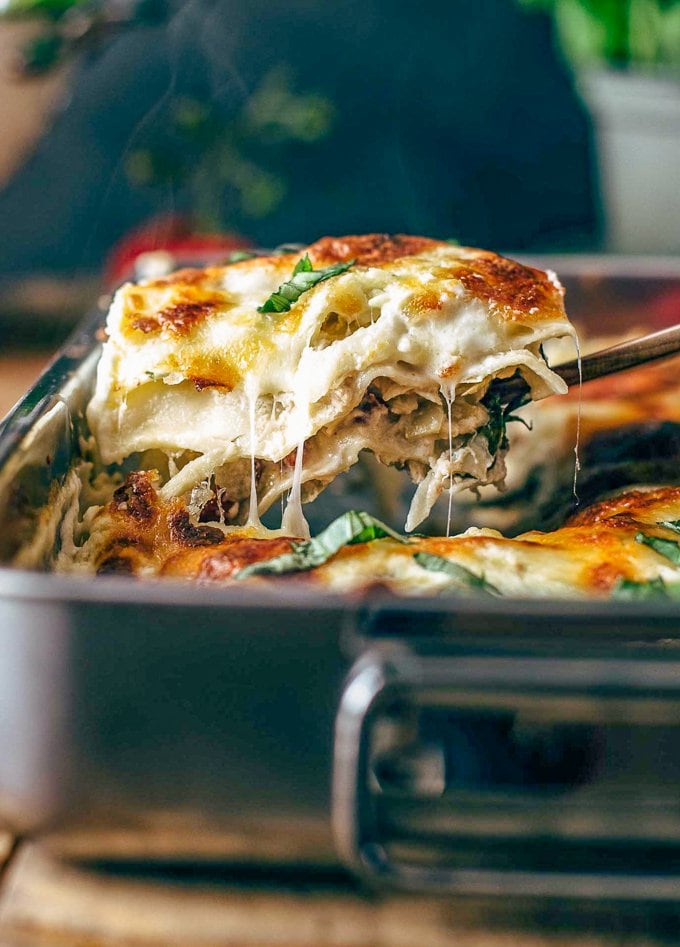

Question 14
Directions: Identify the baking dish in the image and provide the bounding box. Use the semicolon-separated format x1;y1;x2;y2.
2;257;680;901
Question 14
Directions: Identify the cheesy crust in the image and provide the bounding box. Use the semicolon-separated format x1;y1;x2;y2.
64;473;680;599
87;234;572;534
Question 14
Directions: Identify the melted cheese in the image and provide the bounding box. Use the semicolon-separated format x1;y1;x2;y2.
88;234;573;531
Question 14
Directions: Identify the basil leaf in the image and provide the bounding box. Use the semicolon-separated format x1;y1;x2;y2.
257;254;355;314
413;551;500;595
659;520;680;535
480;390;507;455
635;531;680;565
236;510;405;579
611;576;680;600
479;387;531;456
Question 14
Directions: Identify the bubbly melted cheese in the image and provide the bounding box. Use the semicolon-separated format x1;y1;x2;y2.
88;234;573;532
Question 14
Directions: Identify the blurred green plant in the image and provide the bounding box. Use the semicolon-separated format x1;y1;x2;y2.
125;67;335;229
0;0;167;73
0;0;335;232
517;0;680;67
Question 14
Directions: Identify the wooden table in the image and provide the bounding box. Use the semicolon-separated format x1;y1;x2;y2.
0;836;678;946
0;354;49;419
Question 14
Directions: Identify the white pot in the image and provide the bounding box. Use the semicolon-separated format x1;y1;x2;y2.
0;21;70;185
578;68;680;254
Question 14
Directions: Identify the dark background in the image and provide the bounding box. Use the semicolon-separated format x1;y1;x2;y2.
0;0;600;281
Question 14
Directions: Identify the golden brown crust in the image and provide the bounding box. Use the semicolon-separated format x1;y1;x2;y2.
307;235;565;322
452;250;565;323
196;538;296;580
167;509;226;547
92;472;301;580
566;486;680;527
111;471;159;523
116;234;566;348
189;375;234;392
306;233;442;267
125;288;225;338
88;472;680;596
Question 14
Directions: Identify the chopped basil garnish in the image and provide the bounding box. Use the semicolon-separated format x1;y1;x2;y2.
236;510;405;579
659;519;680;535
635;531;680;565
257;254;355;314
480;391;507;455
413;551;500;595
611;576;680;600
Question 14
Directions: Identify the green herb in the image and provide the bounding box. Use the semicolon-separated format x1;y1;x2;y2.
635;531;680;565
659;519;680;535
516;0;680;69
413;551;501;595
479;387;531;455
480;391;507;455
227;250;258;263
611;576;680;600
236;510;405;579
0;0;86;19
257;254;355;314
1;0;169;74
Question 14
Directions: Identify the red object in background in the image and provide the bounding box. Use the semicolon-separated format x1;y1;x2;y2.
649;286;680;329
105;214;252;286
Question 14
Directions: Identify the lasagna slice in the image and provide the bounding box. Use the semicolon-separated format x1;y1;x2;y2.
87;234;573;535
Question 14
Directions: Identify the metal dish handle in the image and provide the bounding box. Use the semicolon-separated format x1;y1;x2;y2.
332;643;680;899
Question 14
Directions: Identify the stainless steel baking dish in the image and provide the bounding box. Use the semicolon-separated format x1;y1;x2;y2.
2;257;680;901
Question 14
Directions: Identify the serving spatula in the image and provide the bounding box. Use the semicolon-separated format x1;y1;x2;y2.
497;323;680;402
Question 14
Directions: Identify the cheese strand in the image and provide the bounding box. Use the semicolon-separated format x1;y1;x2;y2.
246;379;263;529
281;439;310;539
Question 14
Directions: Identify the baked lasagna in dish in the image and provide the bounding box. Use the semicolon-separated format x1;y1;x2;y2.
86;233;573;539
44;234;680;598
57;465;680;598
